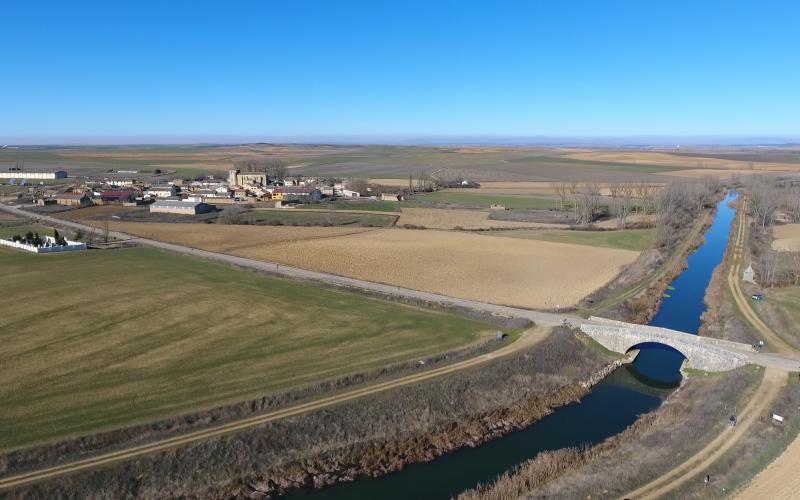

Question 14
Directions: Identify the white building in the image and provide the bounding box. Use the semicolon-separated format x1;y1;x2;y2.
341;189;361;198
0;170;67;180
145;185;179;198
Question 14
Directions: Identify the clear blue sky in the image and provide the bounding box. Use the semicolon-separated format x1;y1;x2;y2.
2;0;799;143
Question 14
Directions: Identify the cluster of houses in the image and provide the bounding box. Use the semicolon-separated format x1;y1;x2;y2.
32;167;404;216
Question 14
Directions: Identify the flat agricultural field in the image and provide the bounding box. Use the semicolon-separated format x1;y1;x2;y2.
0;246;493;452
397;207;565;230
486;228;653;252
104;222;639;309
772;224;800;252
409;191;561;209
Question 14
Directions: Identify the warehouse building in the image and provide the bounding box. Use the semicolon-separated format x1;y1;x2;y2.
0;170;68;180
150;200;214;215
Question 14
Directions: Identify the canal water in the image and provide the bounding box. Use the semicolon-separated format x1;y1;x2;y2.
287;190;739;500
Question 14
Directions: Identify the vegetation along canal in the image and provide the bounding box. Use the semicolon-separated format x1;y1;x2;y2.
287;190;740;500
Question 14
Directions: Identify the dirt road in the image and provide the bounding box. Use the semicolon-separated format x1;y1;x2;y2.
0;326;551;491
727;197;794;355
622;366;787;499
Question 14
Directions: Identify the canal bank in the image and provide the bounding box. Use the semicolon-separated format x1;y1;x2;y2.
281;191;739;500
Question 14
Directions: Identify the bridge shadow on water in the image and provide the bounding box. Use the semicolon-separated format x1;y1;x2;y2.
628;342;687;386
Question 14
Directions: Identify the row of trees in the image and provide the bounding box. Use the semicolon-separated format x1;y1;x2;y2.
653;177;724;248
10;229;67;247
745;175;800;287
234;158;288;179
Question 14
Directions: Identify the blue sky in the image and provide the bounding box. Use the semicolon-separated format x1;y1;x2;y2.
2;1;799;143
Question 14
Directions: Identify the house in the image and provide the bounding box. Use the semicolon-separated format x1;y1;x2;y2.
381;193;403;202
150;200;214;215
320;186;335;196
272;187;322;202
145;185;179;198
100;190;137;203
54;193;92;207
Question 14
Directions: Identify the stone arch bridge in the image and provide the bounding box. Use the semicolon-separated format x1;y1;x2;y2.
580;317;753;372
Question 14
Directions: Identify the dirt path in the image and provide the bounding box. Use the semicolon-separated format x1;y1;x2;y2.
727;197;794;354
733;195;800;499
736;434;800;500
622;366;787;499
0;326;551;491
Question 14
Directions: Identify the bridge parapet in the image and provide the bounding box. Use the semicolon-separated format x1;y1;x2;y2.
580;321;750;372
587;317;755;353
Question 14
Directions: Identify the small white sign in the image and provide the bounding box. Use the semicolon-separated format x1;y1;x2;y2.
773;414;784;423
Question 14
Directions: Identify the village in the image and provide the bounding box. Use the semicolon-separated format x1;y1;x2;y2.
3;164;409;217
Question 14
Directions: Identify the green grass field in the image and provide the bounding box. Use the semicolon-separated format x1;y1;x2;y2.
0;247;492;452
409;192;560;209
769;288;800;325
490;228;652;251
239;210;398;227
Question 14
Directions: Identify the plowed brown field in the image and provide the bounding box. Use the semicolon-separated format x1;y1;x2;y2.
104;222;639;309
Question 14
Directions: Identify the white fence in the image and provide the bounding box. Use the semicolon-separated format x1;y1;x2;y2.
0;236;87;254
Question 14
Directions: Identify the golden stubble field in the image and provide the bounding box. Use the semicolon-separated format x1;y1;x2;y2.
104;222;639;309
772;224;800;252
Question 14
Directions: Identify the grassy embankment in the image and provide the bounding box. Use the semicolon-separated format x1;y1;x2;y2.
458;366;764;500
489;228;652;252
0;246;493;452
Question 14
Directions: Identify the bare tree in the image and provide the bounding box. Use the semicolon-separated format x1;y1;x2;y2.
757;249;781;287
571;182;601;225
748;176;779;229
234;158;287;179
552;181;570;212
102;221;110;244
782;185;800;223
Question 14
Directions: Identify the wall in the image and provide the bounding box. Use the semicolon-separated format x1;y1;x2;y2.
0;237;87;253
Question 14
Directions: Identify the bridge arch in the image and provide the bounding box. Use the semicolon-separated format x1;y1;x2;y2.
580;319;749;372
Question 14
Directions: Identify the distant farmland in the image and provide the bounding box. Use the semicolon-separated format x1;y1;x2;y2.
0;247;493;451
4;144;798;183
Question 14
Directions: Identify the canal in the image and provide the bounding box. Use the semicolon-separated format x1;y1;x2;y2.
287;190;739;500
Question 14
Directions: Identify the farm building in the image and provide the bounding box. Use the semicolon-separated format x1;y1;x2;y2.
0;170;67;180
100;190;137;203
381;193;403;201
54;193;92;207
150;200;214;215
